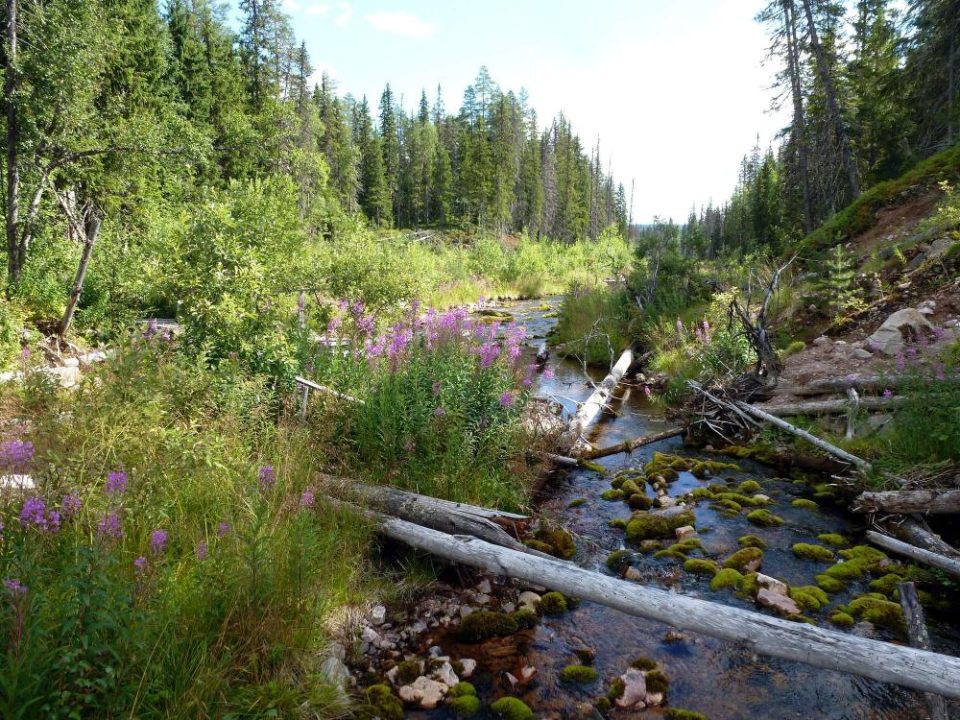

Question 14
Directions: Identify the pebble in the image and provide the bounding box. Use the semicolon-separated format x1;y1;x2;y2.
757;588;800;616
756;573;789;596
476;578;492;594
370;604;387;625
675;525;696;540
518;591;541;612
460;658;477;678
615;667;647;709
625;567;643;581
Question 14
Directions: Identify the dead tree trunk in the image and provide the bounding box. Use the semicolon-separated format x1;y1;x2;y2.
866;530;960;580
783;0;814;233
565;348;633;449
5;0;20;286
59;204;103;341
757;395;904;416
854;489;960;515
582;427;685;460
898;581;951;720
729;259;792;387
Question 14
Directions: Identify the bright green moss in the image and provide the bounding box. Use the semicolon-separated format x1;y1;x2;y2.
687;487;714;500
533;527;577;560
816;533;849;548
839;545;888;566
710;568;744;591
869;573;905;598
816;574;847;593
829;611;855;628
667;538;702;554
523;539;554;554
449;682;477;698
747;509;784;527
848;595;905;631
630;656;657;671
792;543;835;562
738;571;759;596
791;498;819;510
490;697;535;720
723;547;763;572
364;685;403;720
789;585;830;612
560;665;599;683
620;479;642;496
683;558;719;577
716;498;742;512
645;669;670;694
539;591;568;615
567;498;587;509
737;480;762;494
738;535;767;549
510;609;539;629
609;518;627;529
628;493;653;510
823;561;868;583
458;611;519;642
607;677;625;700
606;549;632;571
653;549;687;561
602;489;625;501
594;697;612;713
449;695;481;717
665;710;709;720
625;509;695;543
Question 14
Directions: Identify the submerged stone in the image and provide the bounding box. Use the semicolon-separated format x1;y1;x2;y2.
791;543;835;562
723;547;763;572
746;509;784;527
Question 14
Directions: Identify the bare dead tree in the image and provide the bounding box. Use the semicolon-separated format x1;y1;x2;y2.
57;195;103;343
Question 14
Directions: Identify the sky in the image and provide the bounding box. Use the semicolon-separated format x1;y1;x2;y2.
273;0;788;223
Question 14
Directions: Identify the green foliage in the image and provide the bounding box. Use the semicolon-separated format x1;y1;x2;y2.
815;246;865;322
553;285;636;366
490;696;534;720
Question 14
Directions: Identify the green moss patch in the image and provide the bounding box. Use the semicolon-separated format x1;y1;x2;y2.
737;480;761;494
816;533;849;548
738;571;760;596
532;526;577;560
792;543;835;562
791;498;819;510
606;549;632;571
458;611;520;642
723;547;763;572
816;574;847;594
602;489;625;501
738;535;767;549
630;656;657;671
747;509;784;527
868;573;905;598
789;585;830;612
848;595;905;631
628;493;654;510
625;509;695;543
539;591;568;616
364;684;403;720
710;568;744;591
560;664;599;684
567;498;587;509
449;695;481;717
666;710;709;720
510;609;539;629
645;669;670;694
450;682;477;698
683;558;719;577
829;611;855;628
490;697;535;720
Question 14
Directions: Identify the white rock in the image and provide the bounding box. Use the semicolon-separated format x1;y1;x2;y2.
645;692;664;707
459;658;477;678
476;578;492;594
756;573;789;596
675;525;695;540
432;661;459;688
518;591;541;612
812;336;831;347
0;474;35;490
385;666;399;685
505;672;518;688
62;357;80;368
656;495;676;508
519;665;537;682
370;604;387;625
615;668;647;709
398;676;447;709
360;626;380;644
501;602;516;613
865;308;934;356
853;348;873;359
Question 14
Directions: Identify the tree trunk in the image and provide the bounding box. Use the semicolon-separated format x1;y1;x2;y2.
59;208;102;340
854;489;960;515
565;348;633;449
5;0;20;287
374;512;960;699
756;395;904;416
784;0;814;233
898;581;951;720
581;427;685;460
884;519;960;560
866;530;960;580
800;0;860;199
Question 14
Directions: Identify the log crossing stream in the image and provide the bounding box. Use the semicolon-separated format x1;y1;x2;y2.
405;298;960;720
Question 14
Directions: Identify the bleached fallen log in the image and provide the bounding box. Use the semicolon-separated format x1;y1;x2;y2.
295;376;364;405
845;388;859;440
581;427;686;460
756;395;904;417
866;530;960;580
567;348;633;444
375;512;960;698
734;401;872;471
791;375;902;397
855;489;960;515
898;581;950;720
886;519;960;559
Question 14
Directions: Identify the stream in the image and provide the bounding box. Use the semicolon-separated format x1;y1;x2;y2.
401;297;960;720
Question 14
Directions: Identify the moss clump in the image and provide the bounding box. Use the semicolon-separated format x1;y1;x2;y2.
738;571;760;596
710;568;744;591
789;585;830;612
868;573;905;598
539;591;568;616
510;609;539;629
620;479;643;496
816;574;847;594
716;492;762;507
607;677;625;701
523;539;554;554
449;695;481;717
594;697;612;713
630;656;657;671
490;697;535;720
683;558;719;577
687;487;714;501
449;682;477;698
747;509;784;527
738;535;767;549
560;664;599;683
567;498;587;509
666;710;709;720
625;509;695;543
848;595;905;631
791;498;819;510
716;498;742;512
653;549;687;561
364;685;403;720
737;480;762;494
533;526;577;560
645;669;670;694
606;549;632;571
609;518;627;529
723;547;763;572
458;611;519;642
395;660;421;685
816;533;849;548
823;561;867;584
792;543;835;562
628;493;653;510
663;538;701;555
602;489;625;501
839;545;888;566
829;611;855;628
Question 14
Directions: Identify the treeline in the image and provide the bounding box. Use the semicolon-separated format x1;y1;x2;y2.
680;0;959;257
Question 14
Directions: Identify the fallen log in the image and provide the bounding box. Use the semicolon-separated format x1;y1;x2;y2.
295;376;363;404
855;489;960;515
898;581;950;720
534;452;606;474
581;427;686;460
866;530;960;580
791;375;903;397
376;512;960;698
568;348;633;440
756;395;904;417
885;519;960;559
734;401;872;471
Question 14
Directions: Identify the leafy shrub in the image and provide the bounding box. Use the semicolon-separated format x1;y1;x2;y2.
553;285;637;366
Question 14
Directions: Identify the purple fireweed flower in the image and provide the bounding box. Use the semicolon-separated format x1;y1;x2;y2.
507;343;522;362
0;520;4;540
61;493;81;518
882;388;893;398
933;326;946;341
258;465;275;493
934;362;946;381
433;406;446;418
97;512;123;539
337;299;349;312
543;368;555;380
357;314;376;335
499;392;515;408
150;529;168;554
432;380;442;396
643;385;653;398
301;489;316;509
477;343;500;369
19;497;47;529
20;346;30;361
196;542;208;561
144;318;158;338
105;470;128;496
326;316;342;335
0;439;35;469
217;521;230;538
895;353;906;372
134;556;148;573
351;300;364;317
4;578;27;596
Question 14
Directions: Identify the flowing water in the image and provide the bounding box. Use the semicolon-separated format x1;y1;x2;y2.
407;297;960;720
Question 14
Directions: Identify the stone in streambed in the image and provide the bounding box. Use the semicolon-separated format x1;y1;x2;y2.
755;573;789;596
614;668;647;709
398;676;448;709
756;588;801;616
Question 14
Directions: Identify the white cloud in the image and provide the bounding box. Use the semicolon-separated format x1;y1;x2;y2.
307;61;339;89
334;2;353;27
305;3;330;16
281;0;301;11
365;10;436;38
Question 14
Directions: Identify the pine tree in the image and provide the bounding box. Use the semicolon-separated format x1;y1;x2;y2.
356;97;391;226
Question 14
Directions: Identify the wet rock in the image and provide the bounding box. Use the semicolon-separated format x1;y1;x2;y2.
476;578;492;594
675;525;696;541
501;602;516;613
361;626;380;644
625;567;643;581
853;348;873;359
518;591;541;612
398;676;447;709
615;668;647;709
432;661;459;687
519;665;537;682
645;692;664;707
370;604;387;625
756;574;789;596
865;308;933;356
757;588;801;616
460;658;477;678
663;630;686;643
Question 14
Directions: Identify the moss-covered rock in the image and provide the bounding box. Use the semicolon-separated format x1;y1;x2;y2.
738;571;760;596
666;538;702;554
395;660;421;685
594;696;612;713
630;656;657;671
458;611;519;642
645;669;669;694
523;539;554;554
609;518;627;529
710;568;744;591
510;609;539;629
839;545;888;565
792;543;835;562
816;533;849;548
747;509;784;527
539;591;568;616
449;682;477;698
815;574;846;594
620;479;643;496
683;558;719;577
653;548;688;561
687;487;714;501
449;695;481;717
533;526;577;560
625;509;695;543
567;498;587;509
490;697;535;720
607;677;625;701
848;594;905;631
737;480;762;494
628;493;654;510
789;585;830;612
868;573;905;598
737;535;767;549
723;547;763;572
364;684;403;720
602;489;625;501
716;498;743;512
829;611;855;628
666;710;709;720
560;665;599;683
791;498;819;510
606;549;632;571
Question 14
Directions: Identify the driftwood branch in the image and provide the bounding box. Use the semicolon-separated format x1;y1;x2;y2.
855;489;960;515
790;375;904;397
866;530;960;580
898;581;950;720
295;376;363;405
884;519;960;559
581;427;685;460
373;511;960;699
